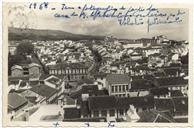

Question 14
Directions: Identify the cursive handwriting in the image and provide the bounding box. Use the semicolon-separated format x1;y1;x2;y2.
29;3;186;32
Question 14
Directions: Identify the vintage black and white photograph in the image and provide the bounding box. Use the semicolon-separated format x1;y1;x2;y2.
3;2;192;126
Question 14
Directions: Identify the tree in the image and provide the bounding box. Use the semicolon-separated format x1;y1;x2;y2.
16;42;34;56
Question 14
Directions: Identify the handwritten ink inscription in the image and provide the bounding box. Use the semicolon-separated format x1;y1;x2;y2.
29;2;186;32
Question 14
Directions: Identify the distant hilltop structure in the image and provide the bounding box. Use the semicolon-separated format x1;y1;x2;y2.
104;36;117;42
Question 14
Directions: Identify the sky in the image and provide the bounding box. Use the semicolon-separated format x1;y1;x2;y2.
7;3;189;41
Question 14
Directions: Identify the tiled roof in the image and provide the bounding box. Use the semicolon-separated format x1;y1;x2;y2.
131;79;154;90
97;89;109;96
131;75;143;80
138;110;175;123
138;110;157;122
25;97;37;104
29;80;39;87
134;65;150;71
11;65;23;70
46;76;61;85
8;76;29;81
88;96;117;110
8;92;28;110
150;87;169;96
66;96;76;105
70;85;100;99
48;62;88;69
154;97;188;114
21;89;37;97
88;95;154;111
116;97;132;109
30;85;58;99
39;74;52;80
171;90;184;97
156;77;188;87
154;98;174;113
29;63;41;68
163;67;181;76
127;95;154;108
80;101;89;117
130;51;142;56
93;73;108;78
9;80;20;85
82;85;98;94
64;108;81;119
19;81;27;87
169;63;182;67
154;72;166;77
173;97;188;113
77;78;94;86
106;74;131;84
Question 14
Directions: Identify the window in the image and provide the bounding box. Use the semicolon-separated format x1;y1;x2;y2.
109;109;115;117
67;75;70;80
23;67;29;75
74;69;76;74
115;86;118;92
111;86;114;93
127;94;130;97
119;86;121;92
76;69;79;74
101;110;107;117
94;110;99;117
126;85;129;91
123;85;125;91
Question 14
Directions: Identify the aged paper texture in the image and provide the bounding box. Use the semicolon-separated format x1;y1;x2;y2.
2;1;193;127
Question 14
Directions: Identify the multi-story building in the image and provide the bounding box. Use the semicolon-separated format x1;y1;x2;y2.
11;63;42;81
11;65;23;77
63;95;154;122
48;63;89;81
105;74;131;97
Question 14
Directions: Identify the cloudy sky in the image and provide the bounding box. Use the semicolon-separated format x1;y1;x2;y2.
7;3;189;40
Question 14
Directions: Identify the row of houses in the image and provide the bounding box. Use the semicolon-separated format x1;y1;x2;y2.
8;73;65;119
63;83;188;122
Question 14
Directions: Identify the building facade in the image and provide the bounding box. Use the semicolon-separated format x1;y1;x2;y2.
11;63;42;80
48;63;88;81
106;74;131;97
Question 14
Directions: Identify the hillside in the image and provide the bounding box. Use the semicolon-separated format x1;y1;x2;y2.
8;27;105;41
